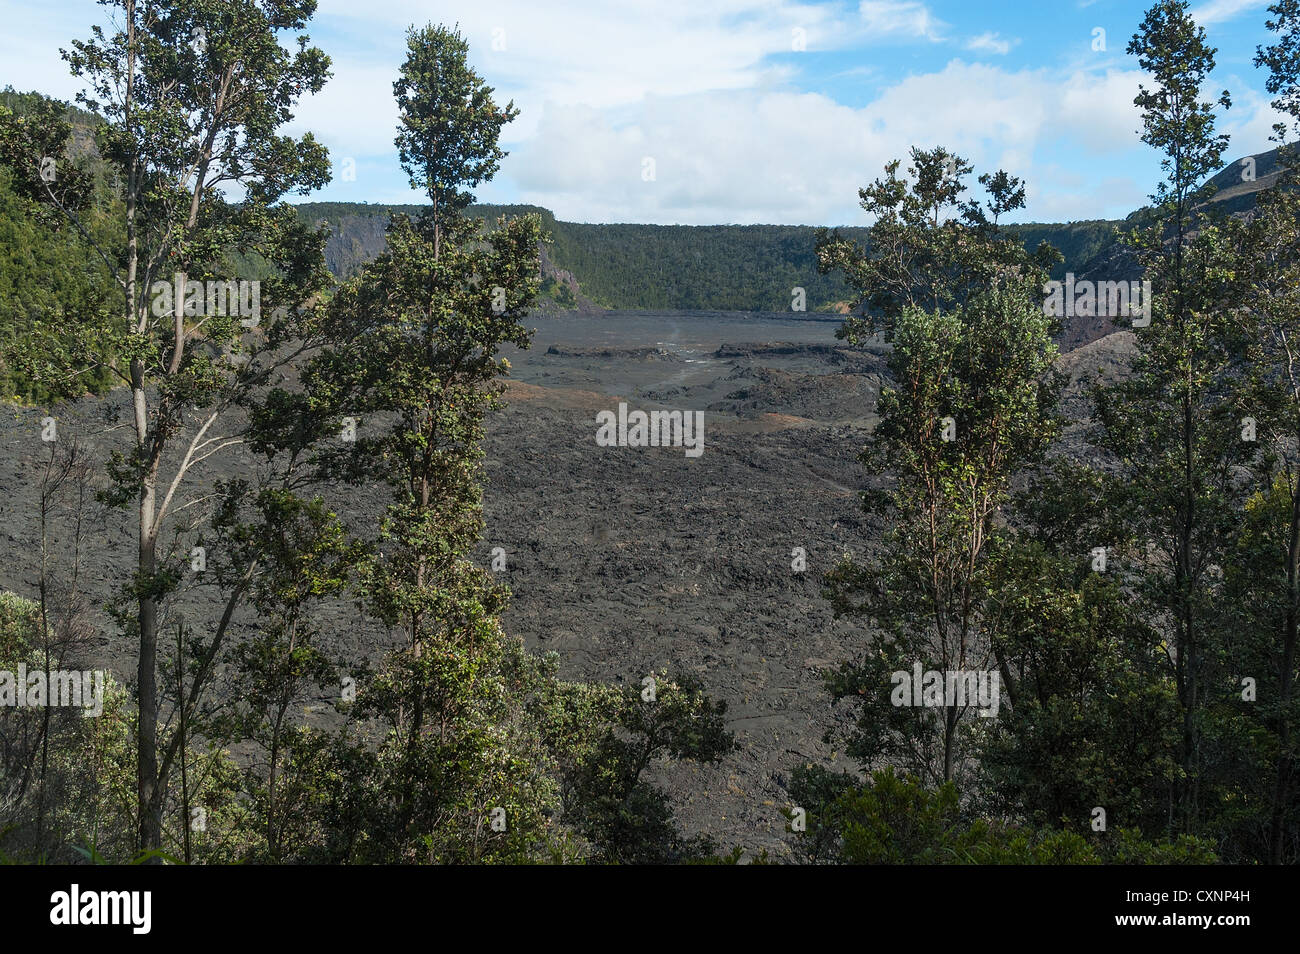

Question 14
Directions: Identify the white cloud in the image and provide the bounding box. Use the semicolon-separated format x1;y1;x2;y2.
966;32;1019;56
509;61;1154;225
0;0;1261;225
288;61;403;157
1220;80;1290;156
314;0;860;117
858;1;946;42
1189;0;1271;26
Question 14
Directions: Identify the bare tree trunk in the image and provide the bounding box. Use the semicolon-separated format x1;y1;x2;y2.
943;706;957;783
1270;477;1300;863
177;622;191;865
136;457;161;854
118;0;163;860
35;452;54;845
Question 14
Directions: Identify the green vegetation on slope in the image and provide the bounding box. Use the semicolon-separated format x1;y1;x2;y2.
295;200;1122;313
0;89;119;403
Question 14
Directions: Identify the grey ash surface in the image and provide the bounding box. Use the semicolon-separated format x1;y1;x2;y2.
0;310;1126;857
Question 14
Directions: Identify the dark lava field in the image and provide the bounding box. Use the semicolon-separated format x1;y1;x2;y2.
0;309;1126;857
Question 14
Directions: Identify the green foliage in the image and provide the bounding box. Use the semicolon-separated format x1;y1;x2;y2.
977;504;1183;836
275;23;726;865
0;92;120;403
0;592;247;864
50;0;338;856
1128;1;1232;211
1009;220;1120;281
540;275;578;309
805;3;1296;868
394;24;518;222
1090;0;1254;843
537;671;733;863
12;0;1300;869
816;146;1060;342
789;766;1216;864
306;192;555;861
295;199;1118;312
201;487;364;863
0;14;734;868
821;152;1063;787
1210;473;1300;861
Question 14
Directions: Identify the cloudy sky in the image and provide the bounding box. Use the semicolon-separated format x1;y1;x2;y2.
0;0;1289;225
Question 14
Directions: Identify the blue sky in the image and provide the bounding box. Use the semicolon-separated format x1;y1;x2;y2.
0;0;1289;225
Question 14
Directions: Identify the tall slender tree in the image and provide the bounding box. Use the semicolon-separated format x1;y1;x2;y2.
820;149;1063;785
1092;0;1250;834
305;23;554;861
1215;0;1300;863
53;0;333;853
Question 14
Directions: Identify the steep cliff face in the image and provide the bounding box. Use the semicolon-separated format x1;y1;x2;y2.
1204;146;1287;216
316;208;393;277
299;203;421;277
298;203;602;312
537;240;603;314
1054;146;1288;352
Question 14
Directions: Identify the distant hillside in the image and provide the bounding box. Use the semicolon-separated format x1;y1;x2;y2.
3;85;1293;348
295;200;1123;314
1054;146;1290;350
1204;146;1288;215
